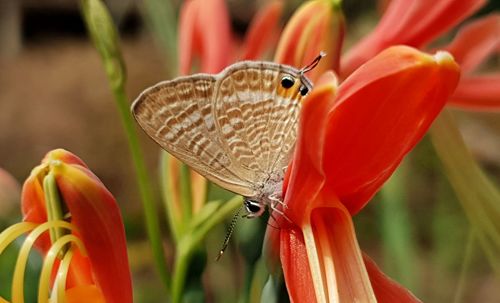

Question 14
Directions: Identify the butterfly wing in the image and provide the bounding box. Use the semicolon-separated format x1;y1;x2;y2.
132;61;312;198
132;75;257;196
212;61;311;188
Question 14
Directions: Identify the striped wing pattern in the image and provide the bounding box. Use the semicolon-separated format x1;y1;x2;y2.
214;62;302;185
132;61;309;197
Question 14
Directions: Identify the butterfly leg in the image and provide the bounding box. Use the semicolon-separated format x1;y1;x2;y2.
269;194;288;209
269;201;292;223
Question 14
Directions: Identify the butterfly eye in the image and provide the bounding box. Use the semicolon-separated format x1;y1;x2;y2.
281;76;295;89
245;199;263;214
299;85;309;96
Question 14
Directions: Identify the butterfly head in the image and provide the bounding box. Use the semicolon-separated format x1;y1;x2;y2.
276;71;312;101
276;52;325;100
279;73;310;97
243;198;265;218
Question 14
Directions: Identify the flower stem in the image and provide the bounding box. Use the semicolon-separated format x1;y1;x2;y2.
112;87;171;292
379;161;419;292
80;0;172;292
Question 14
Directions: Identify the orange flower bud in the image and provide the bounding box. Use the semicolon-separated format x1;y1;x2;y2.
21;149;132;303
275;0;345;80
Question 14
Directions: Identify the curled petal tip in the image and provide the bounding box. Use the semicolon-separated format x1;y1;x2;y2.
433;50;456;66
316;70;339;88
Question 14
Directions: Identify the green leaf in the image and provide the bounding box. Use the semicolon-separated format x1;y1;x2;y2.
189;200;224;230
430;110;500;276
260;275;278;303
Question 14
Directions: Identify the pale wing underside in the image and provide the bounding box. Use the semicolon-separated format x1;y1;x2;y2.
132;61;309;197
213;62;303;184
132;75;256;196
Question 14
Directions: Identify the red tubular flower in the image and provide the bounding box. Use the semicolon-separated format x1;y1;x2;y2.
443;14;500;110
450;74;500;110
341;0;500;112
178;0;232;74
179;0;286;68
342;0;485;77
21;149;132;303
241;0;284;60
274;0;345;80
270;46;460;302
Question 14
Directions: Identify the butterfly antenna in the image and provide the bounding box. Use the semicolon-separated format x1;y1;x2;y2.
216;205;243;261
300;51;326;74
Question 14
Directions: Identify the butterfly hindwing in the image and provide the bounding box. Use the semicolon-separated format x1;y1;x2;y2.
132;75;256;196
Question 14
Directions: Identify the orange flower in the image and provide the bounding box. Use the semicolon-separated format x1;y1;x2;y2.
267;46;460;302
341;0;485;75
341;0;498;110
178;0;233;74
179;0;286;72
18;149;132;303
241;0;285;60
443;14;500;110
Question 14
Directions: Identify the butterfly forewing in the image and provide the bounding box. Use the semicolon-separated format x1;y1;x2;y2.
132;61;312;198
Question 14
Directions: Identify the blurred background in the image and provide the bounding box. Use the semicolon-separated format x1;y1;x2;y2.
0;0;499;302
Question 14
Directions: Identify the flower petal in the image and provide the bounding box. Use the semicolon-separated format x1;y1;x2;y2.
241;0;284;60
342;0;485;76
66;284;106;303
52;160;132;303
280;226;317;303
324;46;460;214
21;172;47;226
443;14;500;73
274;0;344;79
178;0;232;74
363;254;422;303
281;198;385;302
307;202;376;302
449;74;500;111
284;72;338;224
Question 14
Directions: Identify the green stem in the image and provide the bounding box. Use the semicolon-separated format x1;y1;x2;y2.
80;0;171;293
160;152;181;242
171;196;242;302
453;229;475;303
179;163;193;223
240;262;255;303
112;87;171;292
247;258;270;303
379;161;419;292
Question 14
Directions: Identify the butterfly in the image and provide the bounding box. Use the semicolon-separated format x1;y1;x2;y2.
131;54;323;219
